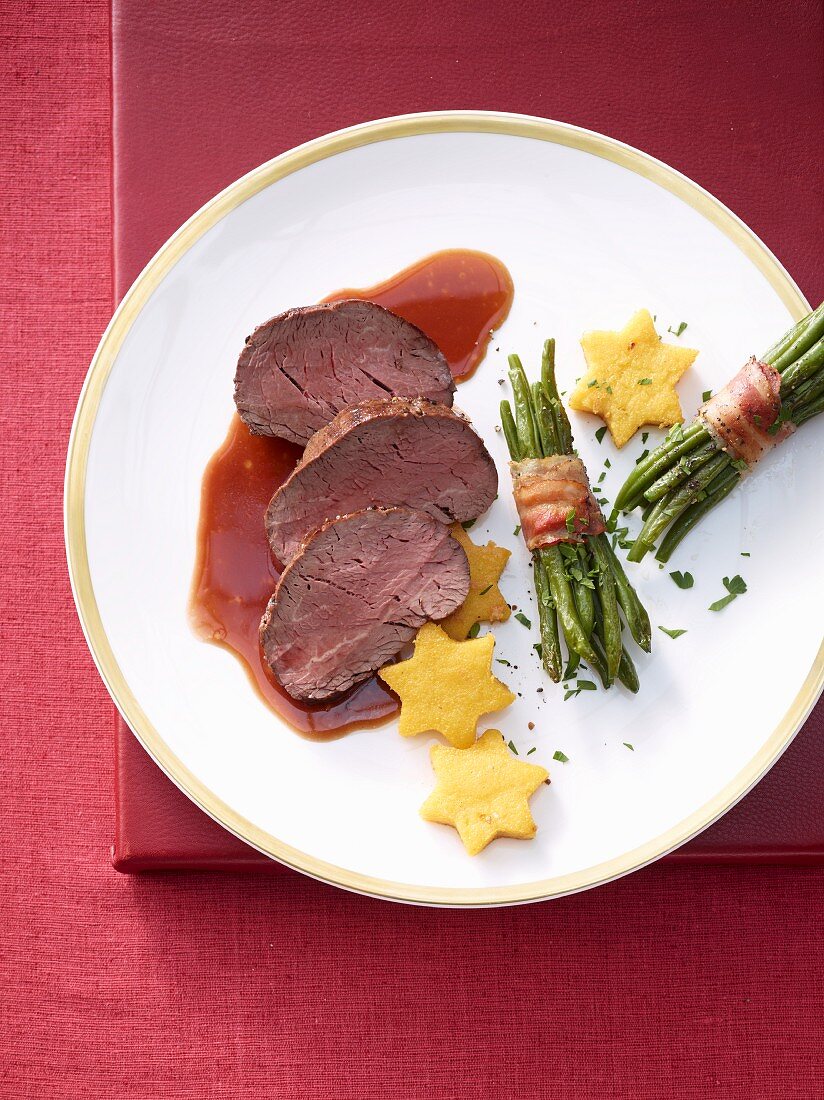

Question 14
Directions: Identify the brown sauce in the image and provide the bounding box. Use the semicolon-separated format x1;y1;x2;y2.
190;249;513;736
326;249;513;381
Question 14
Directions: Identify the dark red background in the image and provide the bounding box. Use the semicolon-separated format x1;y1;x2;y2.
3;1;823;1096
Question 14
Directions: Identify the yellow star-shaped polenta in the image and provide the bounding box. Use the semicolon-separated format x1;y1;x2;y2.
439;524;511;641
568;309;698;447
421;729;549;855
378;623;515;748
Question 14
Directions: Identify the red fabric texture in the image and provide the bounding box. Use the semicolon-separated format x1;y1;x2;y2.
111;0;824;869
2;2;823;1097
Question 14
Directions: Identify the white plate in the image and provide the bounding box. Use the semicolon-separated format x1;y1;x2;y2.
66;112;822;905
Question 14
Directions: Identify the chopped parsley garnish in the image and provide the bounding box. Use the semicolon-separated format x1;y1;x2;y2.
478;584;493;596
635;449;649;464
467;623;480;639
577;679;597;691
638;378;652;385
658;625;687;639
611;525;634;551
513;524;521;536
565;508;577;535
767;406;792;436
514;612;532;629
461;519;475;530
605;385;613;394
669;570;694;589
552;750;569;763
495;658;511;666
533;642;543;659
604;458;611;469
709;574;747;612
527;747;537;756
740;552;750;557
641;432;649;444
702;389;712;402
587;379;599;388
623;742;634;751
666;423;685;443
562;658;579;681
507;740;518;755
595;426;607;444
668;321;688;337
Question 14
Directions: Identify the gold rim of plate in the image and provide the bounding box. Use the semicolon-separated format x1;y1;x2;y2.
64;111;821;906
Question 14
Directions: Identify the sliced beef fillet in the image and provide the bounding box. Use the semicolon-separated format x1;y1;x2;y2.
260;508;469;702
234;300;455;445
265;397;498;564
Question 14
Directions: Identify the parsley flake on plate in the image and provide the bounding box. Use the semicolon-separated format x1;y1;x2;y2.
669;570;694;589
658;625;687;639
709;574;747;612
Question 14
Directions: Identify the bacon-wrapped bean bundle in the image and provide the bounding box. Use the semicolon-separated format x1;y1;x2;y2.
501;343;650;693
615;303;824;563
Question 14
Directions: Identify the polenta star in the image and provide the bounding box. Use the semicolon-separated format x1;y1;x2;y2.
568;309;698;447
439;524;511;641
420;729;549;855
378;623;515;748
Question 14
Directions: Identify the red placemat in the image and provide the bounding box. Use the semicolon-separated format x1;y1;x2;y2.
111;0;824;870
4;4;824;1097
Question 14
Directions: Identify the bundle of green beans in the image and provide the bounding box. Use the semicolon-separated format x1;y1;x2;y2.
500;341;650;692
614;302;824;563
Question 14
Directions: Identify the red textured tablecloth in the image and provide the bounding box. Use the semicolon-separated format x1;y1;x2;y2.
2;2;823;1097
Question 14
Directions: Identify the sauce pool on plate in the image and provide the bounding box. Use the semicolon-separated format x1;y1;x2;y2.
190;249;513;736
325;249;513;381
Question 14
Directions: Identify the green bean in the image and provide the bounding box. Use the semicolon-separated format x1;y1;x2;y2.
628;452;731;562
771;305;824;373
654;468;740;563
508;355;540;458
584;632;611;690
538;388;568;457
761;313;809;366
786;368;824;414
590;536;621;680
533;553;562;682
598;534;651;651
500;401;522;462
572;547;596;638
589;628;640;692
616;644;640;694
541;338;560;402
792;389;824;427
643;440;717;503
532;382;558;456
550;398;573;455
540;546;600;669
540;339;577;451
778;335;824;393
613;422;710;512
